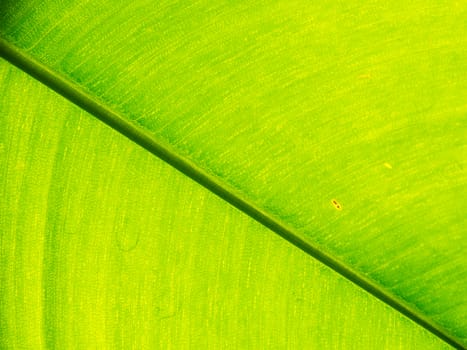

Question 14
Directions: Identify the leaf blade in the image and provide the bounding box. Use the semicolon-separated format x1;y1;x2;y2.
1;1;466;346
0;59;455;349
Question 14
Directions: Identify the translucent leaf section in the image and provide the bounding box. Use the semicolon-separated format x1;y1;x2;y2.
1;1;466;344
0;61;454;349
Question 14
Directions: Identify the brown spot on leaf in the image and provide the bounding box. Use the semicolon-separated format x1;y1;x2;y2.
332;199;342;211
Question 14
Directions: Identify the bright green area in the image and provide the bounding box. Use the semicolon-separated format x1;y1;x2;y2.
0;61;453;349
1;1;466;346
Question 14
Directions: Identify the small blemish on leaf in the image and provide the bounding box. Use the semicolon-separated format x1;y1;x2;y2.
384;162;393;169
331;199;342;211
358;73;372;79
116;229;140;253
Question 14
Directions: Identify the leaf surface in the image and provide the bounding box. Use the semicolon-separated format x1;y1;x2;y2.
1;1;466;347
0;60;453;349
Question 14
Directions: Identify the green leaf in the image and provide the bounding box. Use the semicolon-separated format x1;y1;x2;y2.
0;52;456;349
0;54;452;350
1;1;466;348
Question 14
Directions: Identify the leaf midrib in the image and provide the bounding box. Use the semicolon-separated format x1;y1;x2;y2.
0;38;463;349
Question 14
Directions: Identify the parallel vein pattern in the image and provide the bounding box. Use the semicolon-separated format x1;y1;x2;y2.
0;60;452;349
1;0;466;347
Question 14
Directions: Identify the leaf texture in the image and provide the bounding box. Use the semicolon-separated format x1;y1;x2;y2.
0;61;453;349
1;0;466;347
